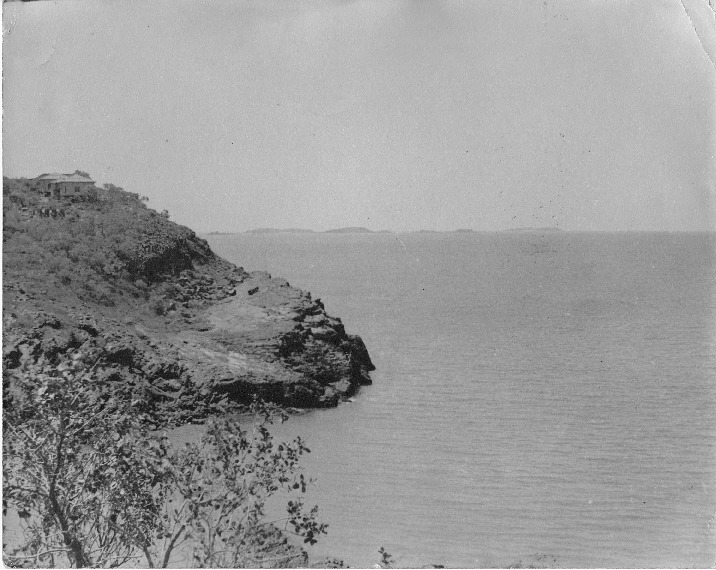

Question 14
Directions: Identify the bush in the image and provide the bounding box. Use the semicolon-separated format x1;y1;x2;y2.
3;357;327;568
78;280;116;307
159;282;181;300
149;296;168;316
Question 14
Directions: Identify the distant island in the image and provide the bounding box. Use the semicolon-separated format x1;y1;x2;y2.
502;227;562;233
243;227;394;234
205;227;568;236
324;227;373;234
246;228;316;234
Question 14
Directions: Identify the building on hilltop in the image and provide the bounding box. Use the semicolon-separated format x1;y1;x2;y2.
36;173;96;199
36;173;65;196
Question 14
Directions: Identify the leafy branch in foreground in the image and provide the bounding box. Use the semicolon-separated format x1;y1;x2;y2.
3;355;327;568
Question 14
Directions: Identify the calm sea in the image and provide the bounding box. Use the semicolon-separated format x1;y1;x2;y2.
203;231;716;568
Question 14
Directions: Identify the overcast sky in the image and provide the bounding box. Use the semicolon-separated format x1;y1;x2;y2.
3;0;714;232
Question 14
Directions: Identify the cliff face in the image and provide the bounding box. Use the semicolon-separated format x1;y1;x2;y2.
3;177;374;425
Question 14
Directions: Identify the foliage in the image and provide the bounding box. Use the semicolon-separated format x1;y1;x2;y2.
3;355;327;568
3;357;160;567
3;176;216;311
378;546;394;568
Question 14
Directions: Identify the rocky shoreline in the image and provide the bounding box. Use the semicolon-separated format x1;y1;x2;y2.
3;176;374;425
4;270;374;418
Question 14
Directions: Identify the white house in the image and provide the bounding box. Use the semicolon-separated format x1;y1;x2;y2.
36;173;95;198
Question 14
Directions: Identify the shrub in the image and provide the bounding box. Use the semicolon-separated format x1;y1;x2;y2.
68;219;95;238
3;357;327;568
150;296;167;316
159;282;181;300
68;243;94;264
78;280;116;307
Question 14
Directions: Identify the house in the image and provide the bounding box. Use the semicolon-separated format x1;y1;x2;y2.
36;173;95;198
36;173;65;195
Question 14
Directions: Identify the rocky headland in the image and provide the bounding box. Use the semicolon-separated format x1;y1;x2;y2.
3;176;374;426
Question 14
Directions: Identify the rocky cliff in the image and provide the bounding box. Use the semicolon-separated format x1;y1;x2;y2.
3;176;374;425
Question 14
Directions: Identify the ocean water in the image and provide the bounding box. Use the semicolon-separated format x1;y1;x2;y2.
204;231;716;568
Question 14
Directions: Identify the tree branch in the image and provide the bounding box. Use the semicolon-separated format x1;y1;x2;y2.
161;524;186;568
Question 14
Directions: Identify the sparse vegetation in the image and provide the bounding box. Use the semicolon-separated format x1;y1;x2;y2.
3;355;327;568
3;176;218;309
378;546;394;568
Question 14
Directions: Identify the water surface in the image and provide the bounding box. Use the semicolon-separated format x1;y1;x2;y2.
205;231;716;568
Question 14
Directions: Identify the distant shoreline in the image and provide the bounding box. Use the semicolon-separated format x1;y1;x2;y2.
202;228;714;236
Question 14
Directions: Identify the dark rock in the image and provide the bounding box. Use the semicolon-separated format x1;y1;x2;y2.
4;347;22;369
104;345;135;367
310;557;346;568
36;313;62;329
76;316;99;336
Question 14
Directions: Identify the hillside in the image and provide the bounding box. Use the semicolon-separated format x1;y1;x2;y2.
2;176;374;427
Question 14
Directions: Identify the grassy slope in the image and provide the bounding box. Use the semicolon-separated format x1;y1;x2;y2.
3;178;238;315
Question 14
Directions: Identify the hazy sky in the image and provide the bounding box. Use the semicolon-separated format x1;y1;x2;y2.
3;0;715;232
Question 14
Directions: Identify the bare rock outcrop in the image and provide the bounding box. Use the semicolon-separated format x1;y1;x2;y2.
3;270;374;423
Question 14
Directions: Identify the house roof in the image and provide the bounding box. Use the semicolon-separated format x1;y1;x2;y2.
36;173;95;184
56;174;94;184
35;172;94;184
